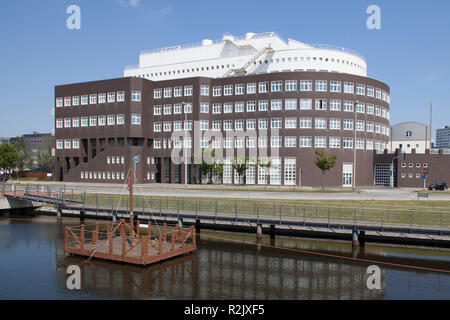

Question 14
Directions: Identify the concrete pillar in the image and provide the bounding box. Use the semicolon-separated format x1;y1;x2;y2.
352;229;359;246
178;218;183;228
256;224;263;239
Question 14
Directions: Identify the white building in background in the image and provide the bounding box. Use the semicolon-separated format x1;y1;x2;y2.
436;126;450;148
124;31;369;80
388;122;432;153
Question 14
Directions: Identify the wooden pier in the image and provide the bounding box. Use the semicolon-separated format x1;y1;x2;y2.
65;218;196;265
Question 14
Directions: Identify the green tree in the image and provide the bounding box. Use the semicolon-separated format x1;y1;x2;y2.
36;135;55;172
0;143;20;174
13;137;34;172
196;149;222;184
314;150;338;190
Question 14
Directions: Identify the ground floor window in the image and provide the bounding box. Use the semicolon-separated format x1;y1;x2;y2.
246;160;256;185
342;163;353;187
270;158;281;185
284;158;296;186
223;162;232;184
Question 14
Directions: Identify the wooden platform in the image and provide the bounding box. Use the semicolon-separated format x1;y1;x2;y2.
65;219;196;265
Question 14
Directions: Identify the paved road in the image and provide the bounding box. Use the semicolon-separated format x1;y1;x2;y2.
7;181;450;201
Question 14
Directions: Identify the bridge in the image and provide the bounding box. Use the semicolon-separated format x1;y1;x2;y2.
1;184;449;248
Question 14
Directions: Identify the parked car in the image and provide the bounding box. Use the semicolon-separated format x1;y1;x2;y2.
0;173;9;183
428;182;448;191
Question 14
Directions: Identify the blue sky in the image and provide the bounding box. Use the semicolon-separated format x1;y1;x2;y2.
0;0;449;139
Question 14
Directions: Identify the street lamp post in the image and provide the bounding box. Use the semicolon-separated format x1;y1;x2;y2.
182;102;188;187
353;101;359;190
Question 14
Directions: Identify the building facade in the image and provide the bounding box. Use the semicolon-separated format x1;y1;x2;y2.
436;126;450;148
54;32;391;187
388;122;431;154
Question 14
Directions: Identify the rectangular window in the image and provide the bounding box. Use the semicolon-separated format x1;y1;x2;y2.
213;103;222;114
285;117;297;129
81;117;88;127
98;115;106;126
258;100;268;111
271;80;283;92
98;93;106;104
107;115;115;126
343;101;354;112
300;80;312;91
131;114;141;125
184;120;193;131
299;136;312;148
247;83;256;94
64;97;72;107
56;140;63;149
259;82;268;93
173;103;182;114
164;104;172;115
356;120;365;132
271;118;282;129
235;102;244;113
300;99;312;110
163;121;171;132
200;102;209;113
200;85;209;96
343;137;353;149
132;90;141;102
154;139;162;149
356;138;364;149
366;121;374;132
235;119;244;130
284;158;296;186
184;86;193;96
56;98;63;108
154;88;162;99
246;137;257;148
343;119;353;130
65;117;73;128
200;120;209;131
235;137;244;148
72;117;79;127
356;102;365;113
285;80;297;91
271;99;282;111
72;96;80;106
107;92;115;103
56;119;63;128
285;136;297;148
89;116;97;127
117;114;125;125
299;117;312;129
117;91;125;102
315;118;327;129
235;84;244;95
315;99;327;110
184;103;192;114
164;87;172;98
329;99;341;111
344;82;354;94
329;137;341;148
81;95;88;105
174;86;182;97
329;118;341;130
271;136;282;148
224;120;233;131
367;86;374;97
247;101;256;112
224;85;233;96
366;104;374;115
366;139;374;150
246;119;256;130
285;99;297;110
72;139;80;149
89;94;97;104
224;138;232;149
154;105;162;115
64;139;71;149
330;81;342;92
376;88;382;99
315;136;327;148
356;84;365;95
212;120;222;131
213;86;222;97
224;103;233;113
258;118;268;130
258;137;268;148
315;80;327;92
173;121;182;131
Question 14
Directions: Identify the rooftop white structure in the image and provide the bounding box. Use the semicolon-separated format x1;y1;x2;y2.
124;32;368;81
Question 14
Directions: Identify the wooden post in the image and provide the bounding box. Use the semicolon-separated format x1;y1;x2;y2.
171;230;175;252
158;234;163;255
163;223;167;242
175;224;179;241
181;229;185;248
129;215;134;247
108;224;113;256
93;222;99;246
65;226;69;250
148;220;151;237
192;226;196;248
80;224;85;252
141;236;148;264
136;219;140;238
121;223;126;260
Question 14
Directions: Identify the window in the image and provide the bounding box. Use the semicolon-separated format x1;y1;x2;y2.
56;140;63;149
174;86;182;97
212;120;222;131
315;80;327;92
258;118;268;130
235;84;244;95
154;139;162;149
224;85;233;96
224;103;233;113
154;105;162;115
56;98;63;108
343;101;354;112
164;87;172;98
164;104;172;115
271;118;282;129
247;101;256;112
285;118;297;129
72;96;80;106
173;104;182;114
375;106;381;116
81;117;88;127
367;104;374;114
271;100;282;111
315;99;327;110
285;136;297;148
247;83;256;94
344;82;354;94
356;120;365;131
107;115;115;126
285;80;297;91
300;80;312;91
259;82;268;93
300;136;312;148
184;103;192;114
246;119;256;130
200;102;209;113
367;86;374;97
329;118;341;130
329;100;341;111
184;86;193;96
285;99;297;110
117;114;125;125
315;118;327;129
132;90;141;101
258;137;268;148
98;115;106;126
72;117;79;127
56;119;63;128
366;139;374;150
89;116;97;127
114;91;124;102
343;119;353;130
174;121;182;131
376;88;382;99
356;102;365;113
343;137;353;149
330;81;341;92
246;137;257;148
235;137;244;148
81;95;88;105
163;121;171;132
213;103;222;114
299;117;312;129
356;84;365;95
315;136;327;148
98;93;106;104
200;120;209;131
72;139;80;149
271;136;282;148
107;92;116;103
300;99;312;110
64;97;72;107
271;80;283;92
258;100;268;111
224;120;233;131
131;114;141;125
200;85;209;96
213;86;222;97
64;139;71;149
224;138;232;149
329;137;341;148
356;138;364;149
235;119;244;130
184;120;192;131
235;102;244;113
366;121;374;132
89;94;97;104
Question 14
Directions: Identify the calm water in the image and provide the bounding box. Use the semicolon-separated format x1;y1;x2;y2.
0;215;449;300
